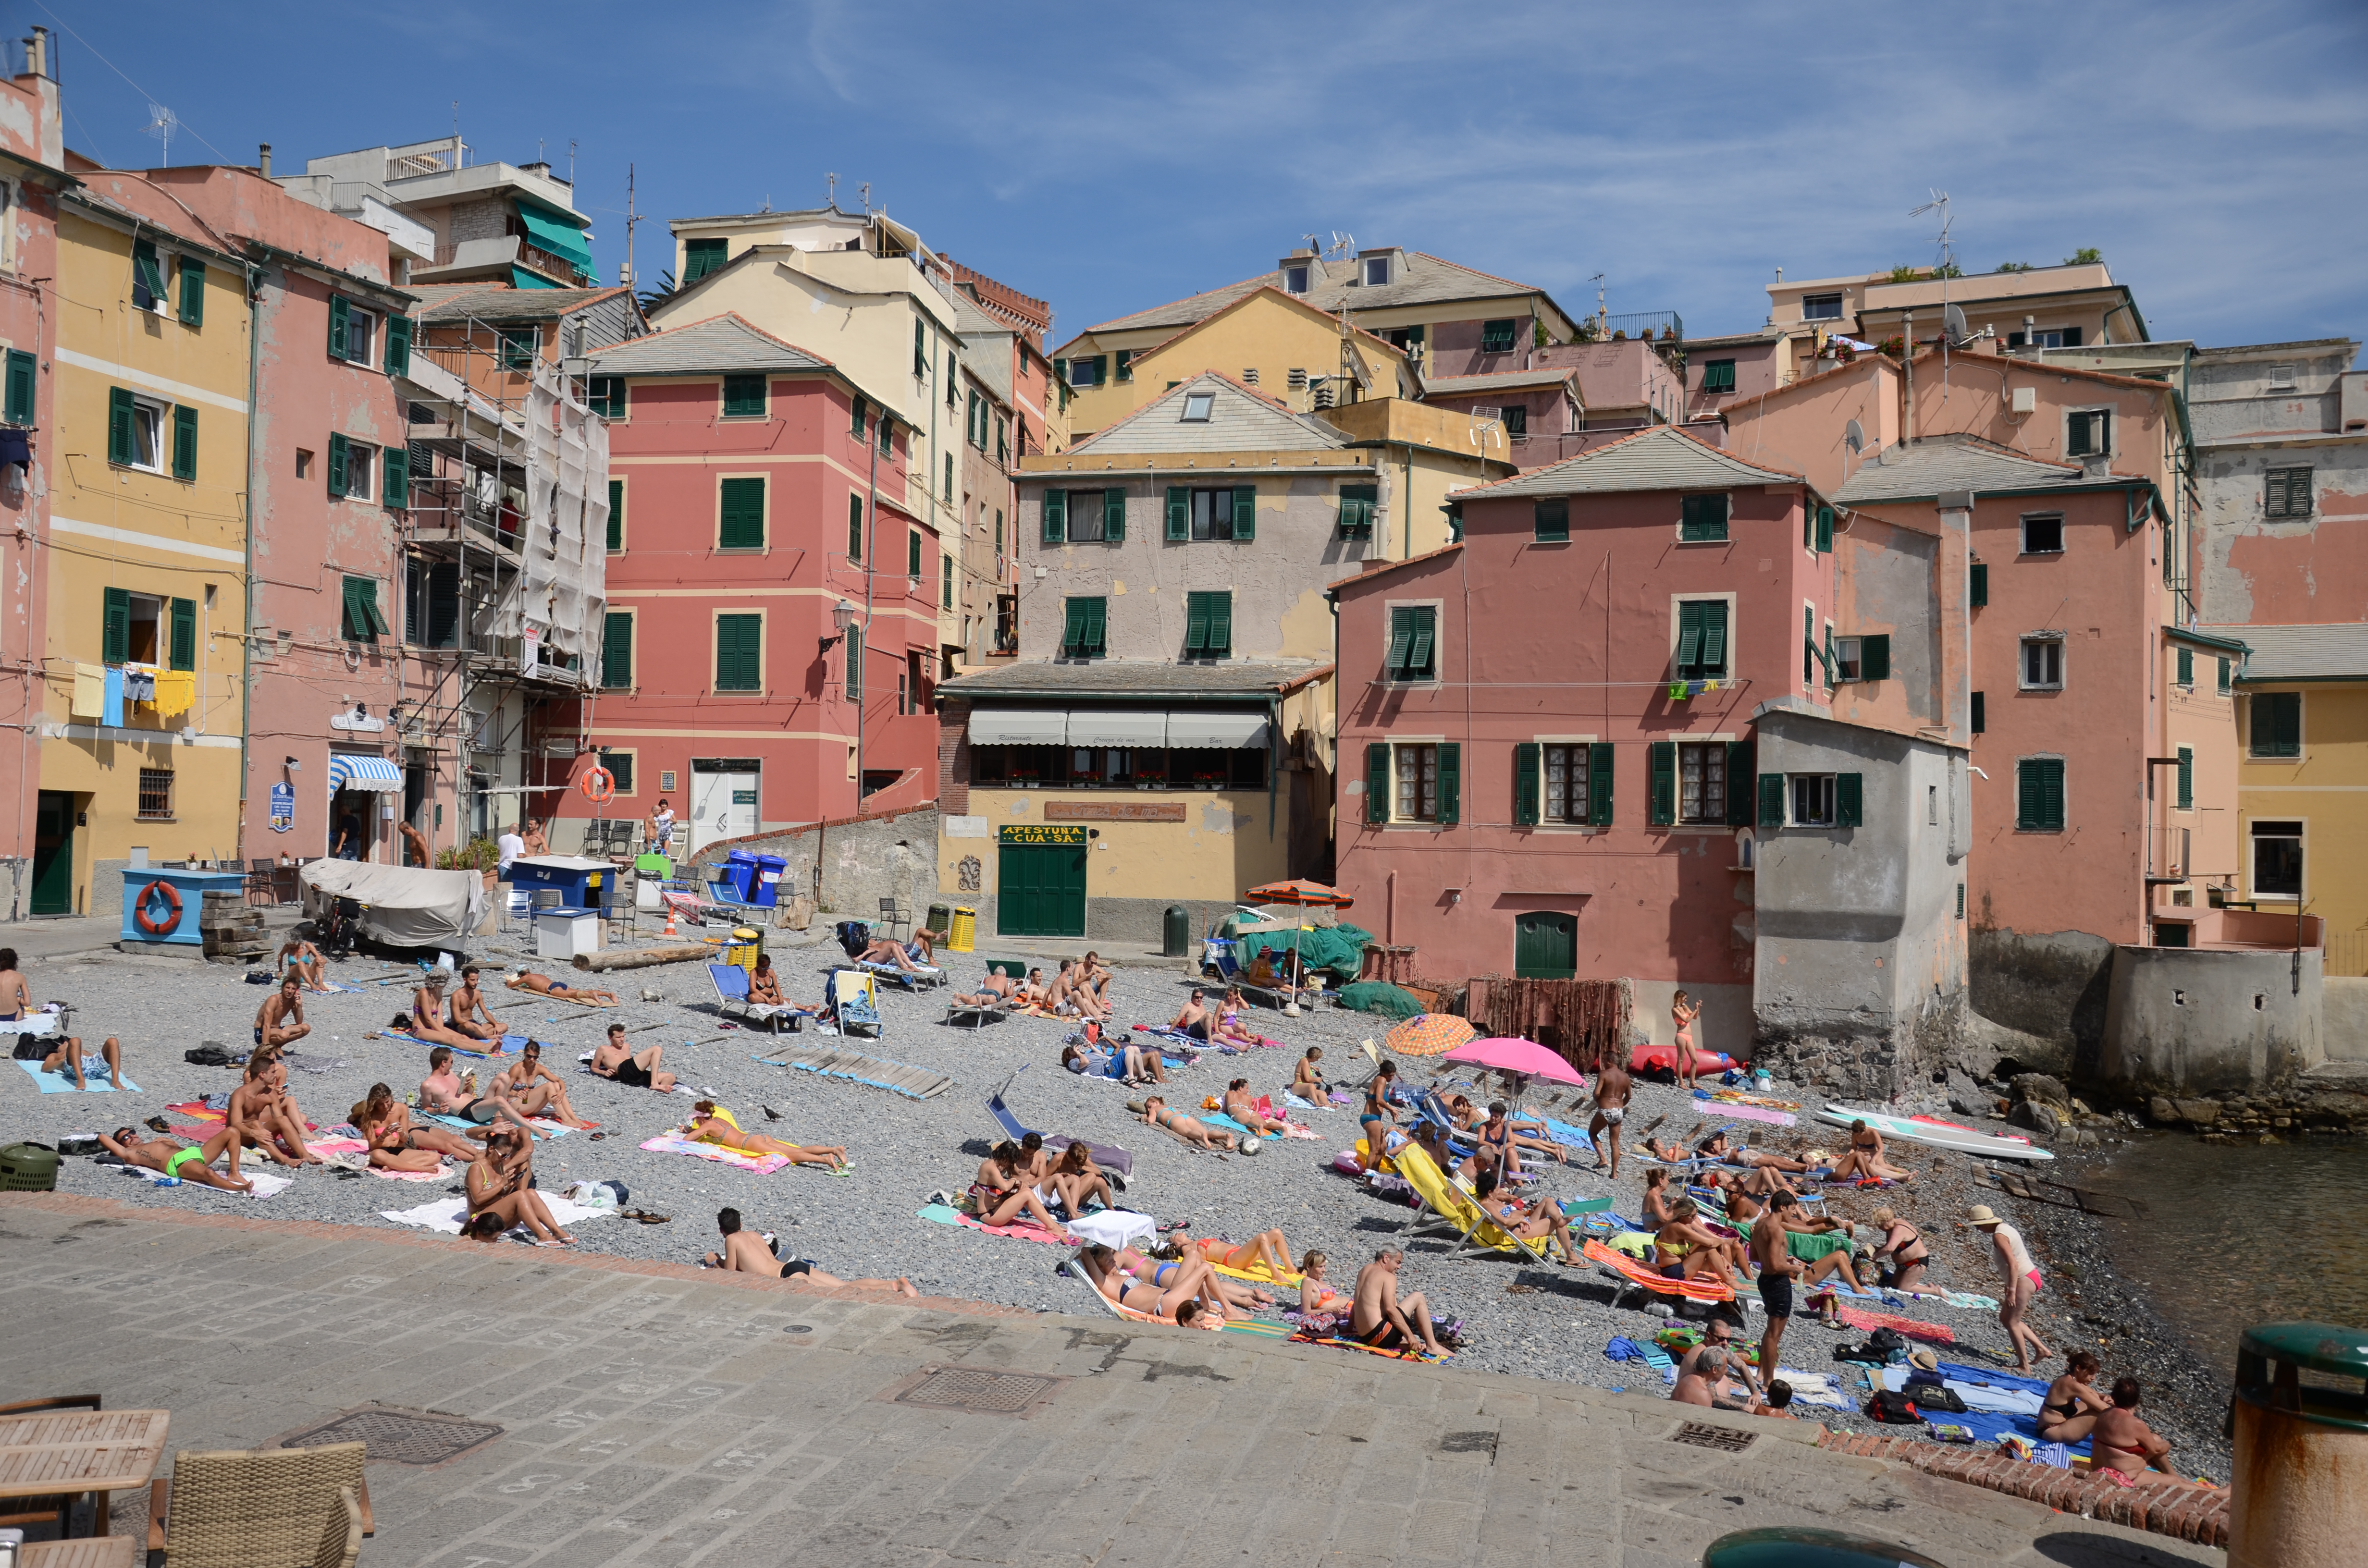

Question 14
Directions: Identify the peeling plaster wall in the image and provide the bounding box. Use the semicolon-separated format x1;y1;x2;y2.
1829;514;1942;734
688;805;939;928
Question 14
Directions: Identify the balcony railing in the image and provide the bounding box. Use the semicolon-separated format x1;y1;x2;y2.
1581;310;1686;344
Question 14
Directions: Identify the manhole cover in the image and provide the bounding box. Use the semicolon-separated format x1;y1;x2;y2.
279;1407;504;1466
784;1325;813;1334
1438;1431;1499;1457
1670;1421;1755;1453
895;1368;1060;1415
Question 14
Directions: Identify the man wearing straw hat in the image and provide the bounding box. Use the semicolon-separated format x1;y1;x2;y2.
1962;1205;2053;1375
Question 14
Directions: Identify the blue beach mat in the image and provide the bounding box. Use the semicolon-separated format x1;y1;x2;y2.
15;1059;141;1093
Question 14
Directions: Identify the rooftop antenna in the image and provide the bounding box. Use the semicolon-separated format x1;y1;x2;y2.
859;182;872;214
621;162;637;288
1590;271;1606;335
827;172;839;209
1910;189;1954;399
568;138;577;187
142;101;177;167
538;137;545;165
761;193;772;213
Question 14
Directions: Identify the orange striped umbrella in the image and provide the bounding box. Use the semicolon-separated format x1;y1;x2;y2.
1245;879;1354;909
1384;1014;1476;1057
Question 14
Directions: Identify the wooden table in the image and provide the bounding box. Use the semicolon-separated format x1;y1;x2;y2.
23;1537;137;1567
0;1410;168;1538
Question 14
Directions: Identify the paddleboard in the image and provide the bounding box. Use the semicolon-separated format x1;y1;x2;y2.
1818;1106;2055;1163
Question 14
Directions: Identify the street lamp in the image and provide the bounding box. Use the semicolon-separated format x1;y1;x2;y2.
820;598;859;649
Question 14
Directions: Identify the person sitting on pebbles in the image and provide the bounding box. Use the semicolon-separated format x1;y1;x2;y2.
1826;1119;1916;1183
464;1123;574;1245
703;1207;918;1293
590;1022;676;1092
97;1124;252;1192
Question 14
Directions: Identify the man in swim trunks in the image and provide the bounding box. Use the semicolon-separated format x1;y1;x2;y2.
1349;1249;1450;1357
1589;1058;1631;1178
277;936;328;992
857;928;935;973
1747;1189;1806;1399
1168;988;1212;1041
255;975;310;1050
1076;951;1114;1009
419;1047;540;1136
490;1041;598;1128
591;1021;676;1092
704;1207;919;1294
954;965;1020;1009
506;970;621;1005
98;1125;253;1192
0;946;29;1021
227;1047;320;1166
38;1032;126;1091
446;965;505;1043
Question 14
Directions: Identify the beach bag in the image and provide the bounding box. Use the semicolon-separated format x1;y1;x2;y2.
1868;1389;1922;1424
185;1043;236;1067
1904;1378;1967;1414
12;1035;44;1061
835;920;871;957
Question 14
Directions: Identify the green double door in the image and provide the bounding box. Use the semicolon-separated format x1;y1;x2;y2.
31;791;74;916
1513;912;1578;979
997;834;1086;937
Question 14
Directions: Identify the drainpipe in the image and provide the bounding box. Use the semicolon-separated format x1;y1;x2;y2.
236;258;263;863
859;407;882;816
1399;440;1413;560
1901;311;1915;441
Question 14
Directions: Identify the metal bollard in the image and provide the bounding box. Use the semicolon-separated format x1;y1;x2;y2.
2229;1321;2368;1568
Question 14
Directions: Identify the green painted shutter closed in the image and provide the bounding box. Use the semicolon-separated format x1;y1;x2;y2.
1815;506;1834;553
2177;646;2194;687
1969;563;1988;606
1860;634;1890;681
1679;493;1728;541
328;294;348;360
1514;913;1577;979
384;313;410;376
1758;772;1785;827
1726;742;1755;825
327;432;348;497
170;404;197;481
603;612;633;690
719;478;765;549
177;258;203;326
2254;693;2300;758
2018;759;2065;831
2217;656;2231;694
1435;743;1459;825
715;614;761;690
1971;691;1986;733
1700;601;1727;672
606;479;623;551
1588;742;1614;825
907;528;922;578
168;598;196;672
1648;741;1676;825
1184;593;1210;657
102;587;130;664
1675;601;1703;674
1043;489;1066;544
382;443;407;510
1233;485;1256;541
2177;747;2193;810
1166;487;1189;541
1366;743;1391;825
1836;772;1863;827
108;386;136;465
1513;742;1541;826
1104;487;1126;541
3;349;32;426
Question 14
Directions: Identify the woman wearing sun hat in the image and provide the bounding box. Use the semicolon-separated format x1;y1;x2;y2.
1962;1204;2053;1375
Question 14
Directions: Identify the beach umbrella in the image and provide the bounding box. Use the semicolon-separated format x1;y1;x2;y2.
1443;1035;1587;1090
1244;879;1353;909
1384;1014;1477;1058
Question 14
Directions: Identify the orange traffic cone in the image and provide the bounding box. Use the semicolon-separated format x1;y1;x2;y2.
662;903;679;938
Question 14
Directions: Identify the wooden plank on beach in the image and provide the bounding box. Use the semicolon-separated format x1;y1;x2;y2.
758;1039;954;1101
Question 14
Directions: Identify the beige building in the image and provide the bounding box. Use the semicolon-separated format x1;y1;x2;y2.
1763;262;2152;383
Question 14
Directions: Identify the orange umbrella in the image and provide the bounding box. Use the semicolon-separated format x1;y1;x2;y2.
1384;1014;1476;1057
1245;879;1353;909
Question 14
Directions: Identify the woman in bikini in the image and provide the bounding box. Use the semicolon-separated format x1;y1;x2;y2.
466;1124;575;1245
2037;1351;2109;1445
506;970;621;1005
969;1142;1074;1235
1048;1141;1115;1219
1210;988;1263;1048
1358;1061;1399;1171
1641;1167;1680;1229
1141;1094;1234;1151
407;974;479;1049
1868;1206;1930;1289
687;1102;848;1173
1187;1227;1296;1281
1291;1047;1331;1105
489;1042;599;1130
1655;1198;1751;1288
1672;990;1704;1090
747;955;796;1010
1220;1078;1286;1137
2090;1378;2208;1484
97;1125;253;1192
1075;1244;1208;1326
353;1082;482;1172
1828;1120;1915;1182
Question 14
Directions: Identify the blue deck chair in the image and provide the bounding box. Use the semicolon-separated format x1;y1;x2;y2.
986;1065;1134;1177
707;963;805;1034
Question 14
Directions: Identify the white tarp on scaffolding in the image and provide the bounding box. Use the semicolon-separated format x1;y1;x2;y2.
498;362;607;677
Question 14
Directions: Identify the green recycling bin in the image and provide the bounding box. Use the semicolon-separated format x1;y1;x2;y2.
1162;904;1191;958
2230;1320;2368;1568
925;903;951;938
0;1141;60;1191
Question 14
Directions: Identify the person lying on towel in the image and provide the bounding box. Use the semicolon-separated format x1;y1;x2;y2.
703;1207;917;1294
98;1124;253;1192
1698;1129;1812;1174
1184;1226;1295;1282
1075;1243;1211;1326
1141;1094;1234;1151
591;1022;677;1092
506;970;621;1005
39;1031;127;1091
686;1102;847;1173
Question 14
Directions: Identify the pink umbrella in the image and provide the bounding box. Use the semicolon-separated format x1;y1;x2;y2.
1441;1036;1587;1086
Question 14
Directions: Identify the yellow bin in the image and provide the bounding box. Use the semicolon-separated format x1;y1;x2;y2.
948;906;976;952
726;927;762;973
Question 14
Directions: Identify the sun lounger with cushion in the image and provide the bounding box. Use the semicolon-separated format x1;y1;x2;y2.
825;968;883;1037
1581;1237;1738;1310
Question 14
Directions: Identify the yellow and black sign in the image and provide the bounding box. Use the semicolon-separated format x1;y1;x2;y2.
999;824;1086;845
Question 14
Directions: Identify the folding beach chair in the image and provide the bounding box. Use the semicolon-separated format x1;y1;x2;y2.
986;1066;1134;1176
859;956;947;992
826;967;883;1038
708;963;804;1034
1390;1143;1556;1265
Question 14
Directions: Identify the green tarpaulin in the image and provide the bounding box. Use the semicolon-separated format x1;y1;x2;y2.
514;198;595;281
510;265;561;290
1336;980;1424;1021
1235;920;1373;981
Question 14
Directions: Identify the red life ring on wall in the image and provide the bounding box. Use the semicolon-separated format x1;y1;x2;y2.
580;766;616;804
134;879;183;936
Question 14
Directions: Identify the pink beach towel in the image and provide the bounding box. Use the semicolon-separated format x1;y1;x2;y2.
639;1134;791;1175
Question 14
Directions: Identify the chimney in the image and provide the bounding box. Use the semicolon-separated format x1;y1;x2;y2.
258;143;271;178
24;26;45;80
2022;314;2035;353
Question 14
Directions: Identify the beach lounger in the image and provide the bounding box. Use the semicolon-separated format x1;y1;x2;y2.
858;957;947;991
1202;942;1297;1010
1390;1143;1557;1265
986;1066;1135;1176
825;968;883;1038
1581;1238;1738;1311
708;963;804;1034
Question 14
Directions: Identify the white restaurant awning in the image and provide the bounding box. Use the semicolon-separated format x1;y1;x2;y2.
970;709;1270;748
327;753;406;792
967;709;1069;745
1164;711;1270;749
1065;710;1168;747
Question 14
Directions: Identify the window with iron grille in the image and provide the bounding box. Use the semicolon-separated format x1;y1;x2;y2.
137;768;174;821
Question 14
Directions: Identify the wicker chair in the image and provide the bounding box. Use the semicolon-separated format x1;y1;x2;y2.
146;1442;369;1568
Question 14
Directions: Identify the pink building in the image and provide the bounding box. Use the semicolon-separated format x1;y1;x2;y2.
569;314;943;854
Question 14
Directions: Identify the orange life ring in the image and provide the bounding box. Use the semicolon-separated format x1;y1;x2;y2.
580;766;616;804
134;878;182;936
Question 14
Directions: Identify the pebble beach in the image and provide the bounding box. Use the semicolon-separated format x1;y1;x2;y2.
4;935;2232;1481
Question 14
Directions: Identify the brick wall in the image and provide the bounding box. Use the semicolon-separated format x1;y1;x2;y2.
1815;1429;2229;1548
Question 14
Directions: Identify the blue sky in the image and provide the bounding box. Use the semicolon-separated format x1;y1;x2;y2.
38;0;2368;353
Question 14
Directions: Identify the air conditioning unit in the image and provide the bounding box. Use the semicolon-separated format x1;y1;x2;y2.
2010;386;2037;415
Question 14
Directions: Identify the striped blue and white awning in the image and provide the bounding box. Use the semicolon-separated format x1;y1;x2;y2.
327;753;405;792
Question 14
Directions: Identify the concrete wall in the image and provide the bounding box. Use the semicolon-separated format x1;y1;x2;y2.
686;806;940;934
2189;342;2363;625
1967;928;2113;1076
2325;975;2368;1062
2098;942;2323;1096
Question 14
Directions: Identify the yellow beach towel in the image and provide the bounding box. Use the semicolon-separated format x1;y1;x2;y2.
153;669;195;718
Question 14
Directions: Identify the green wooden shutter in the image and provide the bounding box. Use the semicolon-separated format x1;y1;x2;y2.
603;612;633;690
719;477;765;549
170;404;197;481
339;576;364;639
715;614;761;689
1861;633;1890;681
1166;486;1189;541
1407;607;1435;678
168;597;196;671
1184;592;1210;656
1675;601;1703;674
2017;760;2056;831
1680;493;1728;541
907;528;922;578
133;239;164;302
3;349;32;426
109;386;136;465
850;394;867;438
1061;598;1086;655
384;313;410;375
1588;742;1615;826
1758;772;1785;827
2041;760;2064;829
176;258;203;326
2177;646;2194;687
1726;742;1755;825
1043;489;1066;544
362;578;391;637
1084;597;1107;655
606;479;623;551
1366;743;1391;825
1384;607;1412;677
1648;741;1676;825
1513;742;1541;826
1815;506;1834;553
382;443;408;510
326;432;348;497
102;587;129;664
2217;656;2231;695
328;294;349;360
1836;772;1863;827
1232;485;1256;541
1209;593;1231;656
2177;746;2193;810
2273;693;2300;757
1969;562;1988;606
1104;487;1126;541
1436;743;1459;825
1701;601;1728;673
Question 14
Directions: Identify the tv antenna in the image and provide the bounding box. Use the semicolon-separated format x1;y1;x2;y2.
1910;190;1956;396
827;172;839;209
143;102;178;166
1590;271;1607;336
1325;231;1356;261
621;162;638;288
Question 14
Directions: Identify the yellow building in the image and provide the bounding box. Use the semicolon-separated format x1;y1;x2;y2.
2225;625;2368;975
47;177;251;913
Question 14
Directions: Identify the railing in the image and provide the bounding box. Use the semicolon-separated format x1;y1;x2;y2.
1584;310;1685;343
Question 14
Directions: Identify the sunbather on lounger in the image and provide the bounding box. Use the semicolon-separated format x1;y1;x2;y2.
1642;1169;1681;1228
705;1207;919;1294
1350;1249;1451;1357
38;1032;125;1091
466;1125;574;1245
506;970;621;1005
1168;988;1213;1041
99;1125;252;1192
1826;1120;1915;1182
687;1102;848;1172
446;966;506;1042
490;1041;598;1129
1076;1244;1208;1325
255;976;310;1050
229;1047;321;1166
955;966;1022;1008
1699;1130;1811;1174
592;1022;678;1092
1654;1199;1751;1288
971;1142;1075;1236
858;930;935;973
353;1082;482;1172
1221;1078;1286;1136
1141;1094;1234;1151
1472;1170;1580;1264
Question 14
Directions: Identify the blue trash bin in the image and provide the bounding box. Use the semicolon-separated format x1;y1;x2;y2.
753;854;787;907
721;849;759;903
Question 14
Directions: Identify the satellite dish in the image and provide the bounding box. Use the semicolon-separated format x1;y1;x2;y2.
1943;303;1968;341
1845;419;1865;455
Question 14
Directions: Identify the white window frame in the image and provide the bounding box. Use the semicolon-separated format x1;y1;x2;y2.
2249;817;2304;903
125;392;168;474
2019;634;2065;691
2021;512;2065;555
1364;257;1390;287
1801;293;1844;322
2267;363;2297;390
1789;773;1837;827
1536;735;1598;830
344;305;377;367
1283;264;1309;295
344;440;378;502
1834;636;1863;683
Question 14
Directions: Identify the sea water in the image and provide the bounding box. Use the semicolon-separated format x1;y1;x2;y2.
2081;1131;2368;1377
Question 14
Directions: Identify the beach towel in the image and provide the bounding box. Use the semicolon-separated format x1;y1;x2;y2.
916;1202;1070;1246
375;1030;524;1057
639;1134;791;1175
425;1113;573;1139
1832;1303;1955;1347
1538;1116;1596;1152
1290;1324;1450;1362
1706;1087;1801;1112
1066;1209;1157;1250
379;1193;616;1235
1873;1366;2045;1416
1689;1094;1795;1127
14;1059;140;1093
126;1164;292;1198
1771;1369;1852;1410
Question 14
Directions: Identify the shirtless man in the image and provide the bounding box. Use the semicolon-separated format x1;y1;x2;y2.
39;1033;125;1091
1589;1057;1632;1178
704;1207;919;1294
1076;951;1114;1009
506;970;620;1006
1672;1346;1746;1409
1168;987;1213;1041
490;1041;598;1128
1048;960;1107;1021
520;817;551;857
0;947;30;1021
255;976;310;1050
277;935;328;992
1349;1249;1450;1357
591;1021;676;1092
1016;968;1051;1007
953;965;1020;1009
97;1125;252;1192
1748;1190;1808;1399
398;818;431;869
446;965;504;1043
228;1047;320;1166
419;1047;540;1137
857;928;935;973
